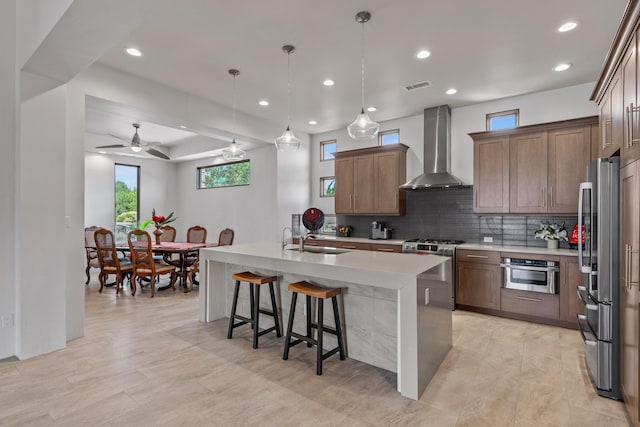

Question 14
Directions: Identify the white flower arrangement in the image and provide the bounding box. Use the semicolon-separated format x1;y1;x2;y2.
534;222;568;241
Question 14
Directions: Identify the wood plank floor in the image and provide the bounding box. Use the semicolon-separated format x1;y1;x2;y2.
0;276;630;426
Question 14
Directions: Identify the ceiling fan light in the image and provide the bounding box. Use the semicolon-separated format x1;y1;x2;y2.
275;125;301;151
347;109;380;140
222;139;246;161
130;144;142;152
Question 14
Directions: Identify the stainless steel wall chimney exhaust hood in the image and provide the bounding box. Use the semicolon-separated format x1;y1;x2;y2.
400;105;463;189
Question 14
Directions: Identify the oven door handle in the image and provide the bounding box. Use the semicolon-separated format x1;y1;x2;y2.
577;314;598;346
500;264;559;272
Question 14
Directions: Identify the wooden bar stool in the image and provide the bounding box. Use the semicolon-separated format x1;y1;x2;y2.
283;281;346;375
227;271;282;349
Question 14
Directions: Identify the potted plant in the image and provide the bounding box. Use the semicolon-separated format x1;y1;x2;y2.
534;221;568;249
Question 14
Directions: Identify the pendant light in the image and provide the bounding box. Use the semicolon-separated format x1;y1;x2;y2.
347;11;380;140
222;68;246;161
275;45;301;152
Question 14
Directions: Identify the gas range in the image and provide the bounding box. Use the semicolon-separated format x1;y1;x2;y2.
402;238;465;256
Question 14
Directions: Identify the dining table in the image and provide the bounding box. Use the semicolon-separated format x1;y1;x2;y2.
116;241;215;292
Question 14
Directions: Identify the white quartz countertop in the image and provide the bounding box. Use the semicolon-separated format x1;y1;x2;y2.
458;243;578;257
301;235;404;245
200;242;448;289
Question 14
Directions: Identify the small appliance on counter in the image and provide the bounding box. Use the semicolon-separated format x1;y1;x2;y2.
370;221;392;240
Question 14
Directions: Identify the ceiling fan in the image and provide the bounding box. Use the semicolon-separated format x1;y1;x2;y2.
96;123;170;160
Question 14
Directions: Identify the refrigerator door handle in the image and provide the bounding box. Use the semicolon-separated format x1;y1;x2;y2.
578;182;592;273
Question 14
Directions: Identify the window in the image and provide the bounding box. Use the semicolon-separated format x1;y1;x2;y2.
379;129;399;146
197;160;250;189
320;139;337;161
114;163;140;242
486;109;519;131
320;176;335;197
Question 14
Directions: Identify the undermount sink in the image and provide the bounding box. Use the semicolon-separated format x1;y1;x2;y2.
287;246;347;255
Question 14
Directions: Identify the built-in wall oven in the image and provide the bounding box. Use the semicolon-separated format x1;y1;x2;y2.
501;258;559;294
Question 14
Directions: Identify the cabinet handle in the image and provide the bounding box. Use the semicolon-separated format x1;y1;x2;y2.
604;119;613;147
466;254;489;259
377;248;396;252
354;194;357;208
541;188;546;208
342;245;358;249
350;194;353;209
515;296;542;302
630;244;640;287
631;103;640;145
394;191;397;209
549;186;553;208
627;105;631;149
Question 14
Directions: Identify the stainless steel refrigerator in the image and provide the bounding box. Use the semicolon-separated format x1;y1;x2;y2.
577;156;621;400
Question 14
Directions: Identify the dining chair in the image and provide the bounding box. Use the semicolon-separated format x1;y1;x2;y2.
217;228;235;246
84;225;101;285
188;228;234;290
94;228;133;294
128;229;177;297
187;225;207;244
159;225;176;242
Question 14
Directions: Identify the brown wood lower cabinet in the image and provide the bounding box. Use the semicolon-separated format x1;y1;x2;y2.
333;241;371;250
370;243;402;253
455;249;580;329
500;288;559;320
455;257;501;311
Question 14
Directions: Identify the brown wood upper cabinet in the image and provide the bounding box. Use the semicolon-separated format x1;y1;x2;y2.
473;137;509;213
334;144;408;215
470;116;597;215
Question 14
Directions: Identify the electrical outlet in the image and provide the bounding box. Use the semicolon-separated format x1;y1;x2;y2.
1;314;14;328
483;236;494;243
424;288;430;305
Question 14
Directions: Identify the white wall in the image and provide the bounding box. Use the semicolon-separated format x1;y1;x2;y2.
451;82;598;184
175;146;278;244
18;86;68;358
0;0;18;359
309;82;599;210
84;152;178;232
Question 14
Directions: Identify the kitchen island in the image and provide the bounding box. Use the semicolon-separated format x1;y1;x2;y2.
199;242;452;400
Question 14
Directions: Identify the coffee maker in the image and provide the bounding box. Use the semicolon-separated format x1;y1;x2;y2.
370;221;392;240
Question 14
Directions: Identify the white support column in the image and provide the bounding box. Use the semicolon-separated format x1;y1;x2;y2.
0;0;18;360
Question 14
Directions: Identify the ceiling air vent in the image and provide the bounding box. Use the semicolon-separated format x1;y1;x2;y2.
403;80;432;91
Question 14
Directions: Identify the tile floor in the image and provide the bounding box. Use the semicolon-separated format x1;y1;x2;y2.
0;277;631;426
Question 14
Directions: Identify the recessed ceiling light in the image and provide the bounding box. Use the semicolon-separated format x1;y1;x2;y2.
554;63;572;72
98;151;107;154
179;125;187;129
323;79;335;86
446;88;458;95
308;120;318;125
125;47;142;57
416;50;431;59
558;22;577;32
259;100;269;106
367;106;377;112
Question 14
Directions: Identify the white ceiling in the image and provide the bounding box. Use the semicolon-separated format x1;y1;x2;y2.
91;0;627;160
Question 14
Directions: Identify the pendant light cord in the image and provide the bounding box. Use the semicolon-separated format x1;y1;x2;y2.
232;73;237;141
286;50;291;126
360;20;365;110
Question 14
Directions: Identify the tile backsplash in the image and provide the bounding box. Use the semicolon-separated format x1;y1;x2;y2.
336;186;578;249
